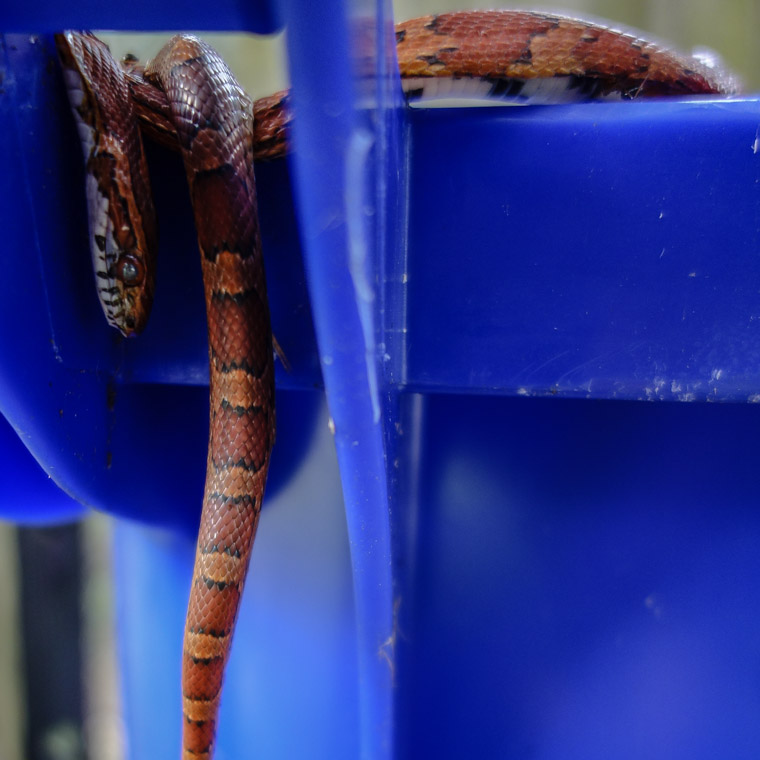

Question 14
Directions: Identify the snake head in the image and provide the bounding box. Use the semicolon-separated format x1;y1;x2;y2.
84;131;157;336
57;31;158;337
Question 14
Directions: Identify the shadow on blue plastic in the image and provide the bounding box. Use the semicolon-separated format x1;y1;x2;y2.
0;33;111;521
0;414;86;523
396;394;760;760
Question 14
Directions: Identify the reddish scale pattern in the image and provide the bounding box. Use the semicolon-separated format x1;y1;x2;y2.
146;36;275;760
56;32;158;334
208;290;270;373
211;403;270;469
396;11;735;96
128;75;291;161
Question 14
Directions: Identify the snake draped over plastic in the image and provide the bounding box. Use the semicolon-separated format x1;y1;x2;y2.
56;10;736;759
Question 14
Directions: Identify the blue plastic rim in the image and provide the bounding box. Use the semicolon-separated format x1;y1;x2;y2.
3;2;760;758
0;0;282;33
404;97;760;400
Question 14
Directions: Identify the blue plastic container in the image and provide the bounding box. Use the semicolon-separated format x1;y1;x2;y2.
2;2;760;758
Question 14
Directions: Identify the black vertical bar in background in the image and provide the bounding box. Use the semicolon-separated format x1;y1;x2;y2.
18;523;86;760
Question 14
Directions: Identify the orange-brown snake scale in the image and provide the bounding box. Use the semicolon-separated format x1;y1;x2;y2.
56;11;733;758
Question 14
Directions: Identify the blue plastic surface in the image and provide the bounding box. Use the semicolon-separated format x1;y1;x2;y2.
405;100;760;399
0;413;85;523
1;0;281;34
3;1;760;758
395;394;760;759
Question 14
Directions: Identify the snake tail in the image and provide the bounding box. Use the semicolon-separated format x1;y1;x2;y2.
144;36;276;759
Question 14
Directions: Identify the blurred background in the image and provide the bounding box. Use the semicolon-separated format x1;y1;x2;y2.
2;1;759;758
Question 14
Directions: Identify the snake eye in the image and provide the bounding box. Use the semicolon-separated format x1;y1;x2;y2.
116;255;145;286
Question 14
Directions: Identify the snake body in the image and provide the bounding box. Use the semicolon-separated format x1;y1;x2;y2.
145;37;276;760
396;11;735;101
58;31;274;760
57;11;733;759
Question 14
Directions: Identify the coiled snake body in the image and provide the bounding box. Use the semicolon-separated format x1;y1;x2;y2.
57;11;734;758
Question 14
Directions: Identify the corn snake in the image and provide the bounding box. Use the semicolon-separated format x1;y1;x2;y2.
56;10;734;759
